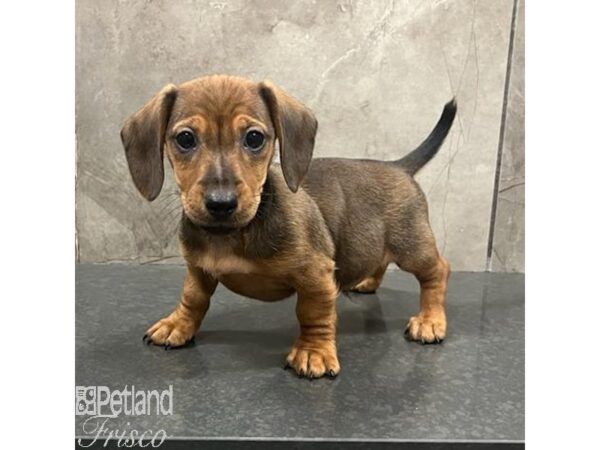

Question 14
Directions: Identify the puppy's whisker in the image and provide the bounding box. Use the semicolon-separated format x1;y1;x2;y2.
156;193;180;204
156;194;181;205
157;202;181;218
161;207;182;220
158;203;182;221
158;200;181;213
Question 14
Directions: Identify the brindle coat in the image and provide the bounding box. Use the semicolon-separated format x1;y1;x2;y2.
121;75;456;379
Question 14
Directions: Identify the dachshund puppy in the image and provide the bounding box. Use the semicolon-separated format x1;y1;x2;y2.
121;75;456;379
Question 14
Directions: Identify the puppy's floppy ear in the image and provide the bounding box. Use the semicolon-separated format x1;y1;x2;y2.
258;81;318;192
120;84;177;201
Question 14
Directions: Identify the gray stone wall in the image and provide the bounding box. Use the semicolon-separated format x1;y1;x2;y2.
76;0;525;272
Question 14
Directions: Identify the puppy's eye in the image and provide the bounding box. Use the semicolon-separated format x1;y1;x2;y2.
175;130;197;152
243;130;265;152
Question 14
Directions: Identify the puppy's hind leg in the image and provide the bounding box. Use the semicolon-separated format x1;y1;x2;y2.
350;263;388;294
392;228;450;344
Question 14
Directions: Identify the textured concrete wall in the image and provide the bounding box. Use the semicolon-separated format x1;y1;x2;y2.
76;0;524;272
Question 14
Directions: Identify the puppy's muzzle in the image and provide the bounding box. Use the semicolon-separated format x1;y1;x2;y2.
204;190;238;219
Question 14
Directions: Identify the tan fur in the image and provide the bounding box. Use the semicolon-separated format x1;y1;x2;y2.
123;75;455;379
189;247;258;277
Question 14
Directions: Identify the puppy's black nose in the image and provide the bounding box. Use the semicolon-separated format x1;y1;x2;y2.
204;190;238;219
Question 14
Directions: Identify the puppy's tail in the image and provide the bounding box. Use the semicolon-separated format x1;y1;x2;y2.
395;99;457;175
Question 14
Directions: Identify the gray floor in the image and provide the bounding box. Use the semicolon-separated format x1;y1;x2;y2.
76;263;524;447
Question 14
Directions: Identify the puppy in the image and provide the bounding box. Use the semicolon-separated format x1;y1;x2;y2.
121;75;456;379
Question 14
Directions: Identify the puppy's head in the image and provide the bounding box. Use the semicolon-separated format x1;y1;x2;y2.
120;75;317;232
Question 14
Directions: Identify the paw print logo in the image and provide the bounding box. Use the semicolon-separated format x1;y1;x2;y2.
75;386;97;416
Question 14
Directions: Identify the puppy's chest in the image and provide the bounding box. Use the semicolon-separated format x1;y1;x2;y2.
190;248;294;301
192;249;258;277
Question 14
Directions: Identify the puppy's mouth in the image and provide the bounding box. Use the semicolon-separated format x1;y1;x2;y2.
199;224;238;235
183;214;241;233
182;208;257;235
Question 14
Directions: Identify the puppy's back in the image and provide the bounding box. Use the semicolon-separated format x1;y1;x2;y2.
301;97;456;228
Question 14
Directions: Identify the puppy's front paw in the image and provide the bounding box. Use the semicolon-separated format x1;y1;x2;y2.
404;311;446;344
285;340;340;379
143;314;197;349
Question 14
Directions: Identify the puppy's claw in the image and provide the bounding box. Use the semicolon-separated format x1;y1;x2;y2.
298;369;305;378
283;362;291;370
142;334;148;342
404;313;446;344
144;316;198;350
327;370;338;379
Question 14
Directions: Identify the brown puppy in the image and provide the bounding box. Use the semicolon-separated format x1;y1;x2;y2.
121;75;456;379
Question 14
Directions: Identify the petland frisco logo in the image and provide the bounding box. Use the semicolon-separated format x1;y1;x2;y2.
76;385;173;447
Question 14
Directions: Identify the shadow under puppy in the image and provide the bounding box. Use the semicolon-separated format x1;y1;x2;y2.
121;75;457;379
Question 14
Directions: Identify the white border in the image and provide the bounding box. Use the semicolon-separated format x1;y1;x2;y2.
527;1;600;449
0;1;75;449
2;0;600;448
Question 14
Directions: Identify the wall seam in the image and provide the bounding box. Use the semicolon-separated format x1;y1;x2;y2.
485;0;519;271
